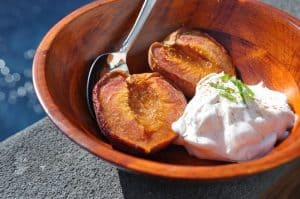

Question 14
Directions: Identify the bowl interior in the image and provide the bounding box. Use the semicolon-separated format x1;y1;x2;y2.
34;0;300;179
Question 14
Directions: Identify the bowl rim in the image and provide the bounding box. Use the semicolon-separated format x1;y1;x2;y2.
33;0;300;180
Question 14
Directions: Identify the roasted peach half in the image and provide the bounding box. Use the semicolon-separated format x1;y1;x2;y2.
93;70;187;154
148;29;236;98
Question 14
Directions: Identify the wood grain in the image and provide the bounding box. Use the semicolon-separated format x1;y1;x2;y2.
33;0;300;179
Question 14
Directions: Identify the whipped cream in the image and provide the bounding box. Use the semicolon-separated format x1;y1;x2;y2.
172;73;296;162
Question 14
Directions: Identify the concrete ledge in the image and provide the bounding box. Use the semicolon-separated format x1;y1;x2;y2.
1;117;299;198
0;118;122;198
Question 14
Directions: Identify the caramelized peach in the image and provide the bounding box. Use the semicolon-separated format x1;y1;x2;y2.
148;29;236;98
93;70;187;154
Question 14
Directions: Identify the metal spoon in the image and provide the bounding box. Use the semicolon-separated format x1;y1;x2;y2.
86;0;156;118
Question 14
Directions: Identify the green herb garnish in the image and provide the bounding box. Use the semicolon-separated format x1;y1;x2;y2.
220;74;230;82
220;91;237;102
209;74;255;104
209;82;235;93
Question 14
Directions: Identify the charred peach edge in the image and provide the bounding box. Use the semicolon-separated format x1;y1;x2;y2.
148;29;236;98
93;70;186;155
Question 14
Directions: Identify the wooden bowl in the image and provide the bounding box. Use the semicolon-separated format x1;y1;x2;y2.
33;0;300;179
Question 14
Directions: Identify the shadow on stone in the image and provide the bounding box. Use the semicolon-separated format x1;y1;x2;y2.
117;162;293;199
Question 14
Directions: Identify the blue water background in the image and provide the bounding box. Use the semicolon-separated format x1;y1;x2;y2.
0;0;93;141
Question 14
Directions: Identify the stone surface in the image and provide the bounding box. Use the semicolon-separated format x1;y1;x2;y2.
1;0;299;198
0;118;122;198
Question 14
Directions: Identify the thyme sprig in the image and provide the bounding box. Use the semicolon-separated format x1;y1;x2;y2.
209;74;255;104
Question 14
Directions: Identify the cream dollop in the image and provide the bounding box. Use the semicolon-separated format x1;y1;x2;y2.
172;73;296;162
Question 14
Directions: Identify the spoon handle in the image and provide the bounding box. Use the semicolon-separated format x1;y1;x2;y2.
119;0;156;53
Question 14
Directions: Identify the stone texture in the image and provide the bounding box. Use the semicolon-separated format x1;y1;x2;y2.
0;118;122;199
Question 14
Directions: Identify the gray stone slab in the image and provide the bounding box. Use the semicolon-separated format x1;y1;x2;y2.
0;118;122;199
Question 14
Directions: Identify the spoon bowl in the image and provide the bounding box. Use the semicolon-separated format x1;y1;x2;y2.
86;53;109;118
86;0;156;117
86;52;129;118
